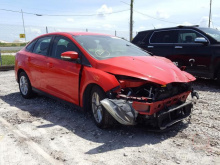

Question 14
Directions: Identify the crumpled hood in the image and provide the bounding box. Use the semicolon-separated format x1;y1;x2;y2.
95;56;195;85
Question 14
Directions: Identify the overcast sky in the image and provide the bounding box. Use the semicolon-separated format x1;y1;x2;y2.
0;0;220;42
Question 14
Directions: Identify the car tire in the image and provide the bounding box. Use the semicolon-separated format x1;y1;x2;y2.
90;86;116;128
19;72;34;99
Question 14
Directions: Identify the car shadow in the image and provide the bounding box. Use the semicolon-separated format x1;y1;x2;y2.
0;92;189;154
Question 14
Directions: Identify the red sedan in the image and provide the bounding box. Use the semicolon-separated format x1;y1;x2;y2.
15;32;198;129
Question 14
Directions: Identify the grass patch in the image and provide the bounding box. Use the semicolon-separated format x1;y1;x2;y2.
1;50;17;53
0;55;15;65
0;43;27;47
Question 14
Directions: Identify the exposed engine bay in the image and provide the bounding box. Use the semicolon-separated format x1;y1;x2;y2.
101;76;199;130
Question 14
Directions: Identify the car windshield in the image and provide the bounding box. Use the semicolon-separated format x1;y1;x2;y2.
73;35;150;60
200;28;220;42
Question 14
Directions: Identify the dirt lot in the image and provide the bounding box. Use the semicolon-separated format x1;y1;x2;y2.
0;70;219;165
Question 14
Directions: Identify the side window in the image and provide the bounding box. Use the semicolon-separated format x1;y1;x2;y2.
51;36;79;59
33;36;52;56
177;30;203;43
150;30;176;43
132;32;148;44
26;39;37;52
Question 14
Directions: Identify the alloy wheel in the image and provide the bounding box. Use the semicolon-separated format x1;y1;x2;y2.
91;92;103;123
19;75;28;96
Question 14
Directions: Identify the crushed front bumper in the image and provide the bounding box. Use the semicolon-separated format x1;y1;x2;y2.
100;91;198;130
157;102;192;130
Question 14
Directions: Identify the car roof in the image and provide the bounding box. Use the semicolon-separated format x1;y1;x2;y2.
38;32;113;37
138;25;202;33
32;32;113;41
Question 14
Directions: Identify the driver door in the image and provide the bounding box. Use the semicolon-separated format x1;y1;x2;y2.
173;29;211;77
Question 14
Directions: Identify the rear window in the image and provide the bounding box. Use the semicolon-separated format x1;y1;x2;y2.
26;40;37;52
33;36;52;56
150;30;176;43
132;31;149;44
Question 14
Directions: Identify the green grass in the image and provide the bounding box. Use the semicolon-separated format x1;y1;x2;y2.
0;43;27;47
1;50;17;53
0;55;15;65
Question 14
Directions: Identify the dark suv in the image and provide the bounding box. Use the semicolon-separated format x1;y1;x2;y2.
132;26;220;83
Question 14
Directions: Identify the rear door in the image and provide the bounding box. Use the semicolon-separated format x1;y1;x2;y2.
173;29;211;76
45;35;81;104
145;30;177;57
29;36;52;90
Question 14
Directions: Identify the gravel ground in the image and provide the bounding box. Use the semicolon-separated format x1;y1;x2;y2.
0;70;219;165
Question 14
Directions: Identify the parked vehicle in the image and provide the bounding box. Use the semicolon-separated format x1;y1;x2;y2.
132;26;220;83
15;32;198;130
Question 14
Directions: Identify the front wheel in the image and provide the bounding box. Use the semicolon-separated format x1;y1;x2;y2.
19;72;34;99
90;86;116;128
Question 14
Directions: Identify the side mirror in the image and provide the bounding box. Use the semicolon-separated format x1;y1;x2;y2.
61;51;79;61
194;37;208;44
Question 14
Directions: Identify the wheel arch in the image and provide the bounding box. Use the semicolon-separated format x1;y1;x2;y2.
79;67;120;110
17;68;25;82
214;65;220;78
82;83;104;112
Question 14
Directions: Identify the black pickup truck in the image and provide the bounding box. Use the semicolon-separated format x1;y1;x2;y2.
132;26;220;84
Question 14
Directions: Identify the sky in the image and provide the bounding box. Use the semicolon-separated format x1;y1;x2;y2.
0;0;220;42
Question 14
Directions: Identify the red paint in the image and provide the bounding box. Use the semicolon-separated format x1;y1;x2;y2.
96;56;196;85
15;32;196;115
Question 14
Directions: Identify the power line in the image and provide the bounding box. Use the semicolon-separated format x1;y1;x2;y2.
121;1;180;24
0;8;129;17
134;10;179;24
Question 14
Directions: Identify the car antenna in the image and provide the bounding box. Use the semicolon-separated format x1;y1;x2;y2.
152;24;156;29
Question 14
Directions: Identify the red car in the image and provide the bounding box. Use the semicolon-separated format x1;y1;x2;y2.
15;32;198;129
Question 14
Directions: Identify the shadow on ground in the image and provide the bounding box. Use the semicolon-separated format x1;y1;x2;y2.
0;91;189;154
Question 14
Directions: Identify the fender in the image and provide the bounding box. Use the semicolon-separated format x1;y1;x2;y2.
79;66;120;107
15;52;32;83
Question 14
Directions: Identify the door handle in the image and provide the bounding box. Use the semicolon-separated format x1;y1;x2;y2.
189;59;195;66
175;46;183;49
28;57;31;62
47;63;53;68
148;46;154;48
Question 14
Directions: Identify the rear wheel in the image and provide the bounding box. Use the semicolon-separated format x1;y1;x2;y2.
90;86;115;128
19;72;34;99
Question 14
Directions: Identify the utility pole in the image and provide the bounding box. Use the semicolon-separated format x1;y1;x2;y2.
129;0;133;41
208;0;212;28
21;9;26;42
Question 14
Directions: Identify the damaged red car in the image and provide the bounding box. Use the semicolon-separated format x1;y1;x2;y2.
15;32;199;130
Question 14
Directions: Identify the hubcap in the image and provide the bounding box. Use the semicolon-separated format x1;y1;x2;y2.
92;92;103;123
20;75;28;95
